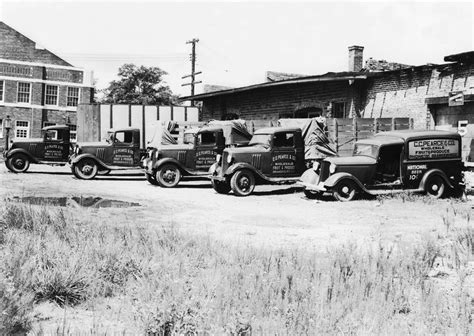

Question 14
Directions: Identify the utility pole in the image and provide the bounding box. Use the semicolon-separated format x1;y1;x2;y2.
182;38;202;106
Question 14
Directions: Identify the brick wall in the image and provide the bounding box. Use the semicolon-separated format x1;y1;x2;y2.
201;80;358;121
361;63;474;129
0;22;71;66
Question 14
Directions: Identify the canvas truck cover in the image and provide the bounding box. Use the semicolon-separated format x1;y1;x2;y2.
147;121;179;148
278;117;337;160
207;119;252;146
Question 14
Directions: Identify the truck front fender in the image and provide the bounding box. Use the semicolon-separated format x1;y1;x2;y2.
5;148;39;163
299;168;319;185
153;157;189;174
323;172;366;191
419;169;454;190
70;153;108;170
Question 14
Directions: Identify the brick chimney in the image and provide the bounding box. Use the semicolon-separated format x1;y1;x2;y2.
348;45;364;72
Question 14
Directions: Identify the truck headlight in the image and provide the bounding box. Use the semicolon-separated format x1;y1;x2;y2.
329;163;337;174
227;153;233;164
216;154;222;162
155;150;160;159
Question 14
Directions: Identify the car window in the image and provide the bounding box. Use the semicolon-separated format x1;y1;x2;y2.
353;144;378;158
274;132;294;148
115;131;133;144
198;132;216;145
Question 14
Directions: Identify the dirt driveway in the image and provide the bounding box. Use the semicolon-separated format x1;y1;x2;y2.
1;162;471;250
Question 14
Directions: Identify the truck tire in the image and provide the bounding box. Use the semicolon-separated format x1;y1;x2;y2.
72;158;98;180
332;179;357;202
156;163;181;188
146;172;159;186
425;175;446;198
304;189;319;199
7;153;30;173
230;169;255;196
211;180;231;194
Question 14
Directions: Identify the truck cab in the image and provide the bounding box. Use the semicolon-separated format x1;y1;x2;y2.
4;125;72;173
210;127;306;196
144;127;227;187
300;130;465;201
69;128;143;179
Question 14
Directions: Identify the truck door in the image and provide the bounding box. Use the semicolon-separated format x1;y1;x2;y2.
271;131;299;177
194;131;218;171
110;130;137;166
42;129;67;162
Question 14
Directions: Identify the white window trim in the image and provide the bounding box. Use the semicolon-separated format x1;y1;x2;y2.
67;86;81;107
45;84;59;107
15;120;30;139
0;80;4;102
17;82;31;104
68;124;77;143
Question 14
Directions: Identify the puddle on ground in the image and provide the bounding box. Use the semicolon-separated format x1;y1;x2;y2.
10;196;141;208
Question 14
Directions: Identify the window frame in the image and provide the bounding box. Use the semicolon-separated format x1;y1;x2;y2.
0;80;4;102
67;87;80;107
68;124;77;143
15;120;30;138
45;85;59;106
17;82;31;104
43;122;58;140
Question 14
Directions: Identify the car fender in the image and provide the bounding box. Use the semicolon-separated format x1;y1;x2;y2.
5;148;39;163
323;172;366;191
153;157;188;174
70;153;108;170
224;162;266;181
419;169;454;190
299;168;319;185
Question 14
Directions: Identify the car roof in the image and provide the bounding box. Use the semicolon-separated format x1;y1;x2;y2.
42;124;69;131
254;127;301;134
108;127;140;132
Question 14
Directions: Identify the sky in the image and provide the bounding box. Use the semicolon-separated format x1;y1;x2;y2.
0;0;473;99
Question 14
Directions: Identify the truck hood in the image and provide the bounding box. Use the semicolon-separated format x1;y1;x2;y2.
12;138;42;143
224;145;269;155
326;155;377;166
76;142;107;147
156;144;194;151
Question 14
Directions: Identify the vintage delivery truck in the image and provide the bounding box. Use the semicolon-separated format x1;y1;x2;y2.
143;120;252;187
299;130;465;201
4;125;73;173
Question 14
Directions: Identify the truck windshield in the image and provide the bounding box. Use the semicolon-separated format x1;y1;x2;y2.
248;134;271;147
353;143;379;158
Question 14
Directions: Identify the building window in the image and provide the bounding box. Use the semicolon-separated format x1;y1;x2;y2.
67;87;80;107
68;124;77;142
45;85;58;105
0;80;4;101
15;120;30;138
17;82;31;103
332;102;346;118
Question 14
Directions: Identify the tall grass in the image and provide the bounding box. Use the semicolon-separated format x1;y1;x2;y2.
1;200;472;334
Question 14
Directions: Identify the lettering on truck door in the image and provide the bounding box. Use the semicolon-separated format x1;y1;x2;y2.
271;132;297;177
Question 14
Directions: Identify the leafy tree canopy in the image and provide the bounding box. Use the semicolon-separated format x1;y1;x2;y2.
101;64;178;105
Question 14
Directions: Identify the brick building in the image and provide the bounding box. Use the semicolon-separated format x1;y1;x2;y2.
183;46;474;135
0;22;94;143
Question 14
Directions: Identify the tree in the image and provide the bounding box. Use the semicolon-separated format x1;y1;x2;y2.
101;64;178;105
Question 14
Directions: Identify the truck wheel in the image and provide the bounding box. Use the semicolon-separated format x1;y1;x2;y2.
146;172;159;186
425;175;446;198
7;153;30;173
156;164;181;188
72;158;98;180
304;190;319;199
211;180;231;194
230;169;255;196
332;179;357;202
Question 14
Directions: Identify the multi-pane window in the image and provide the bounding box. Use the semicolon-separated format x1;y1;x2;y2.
45;85;59;105
0;80;4;101
332;102;346;118
67;87;80;107
17;82;31;103
15;120;30;138
68;124;77;142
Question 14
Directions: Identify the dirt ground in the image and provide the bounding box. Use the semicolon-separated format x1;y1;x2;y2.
1;161;472;250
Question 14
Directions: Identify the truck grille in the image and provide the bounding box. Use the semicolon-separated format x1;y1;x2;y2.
178;151;186;163
319;161;330;182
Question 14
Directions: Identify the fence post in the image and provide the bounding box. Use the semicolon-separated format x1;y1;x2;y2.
391;118;396;131
353;117;357;142
373;118;378;135
334;119;339;152
409;118;414;129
